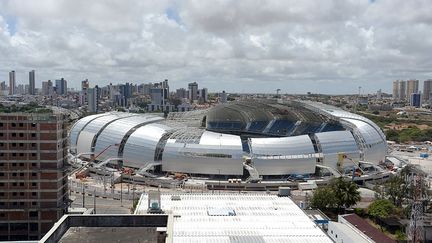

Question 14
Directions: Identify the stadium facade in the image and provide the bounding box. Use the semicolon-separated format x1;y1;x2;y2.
70;100;387;177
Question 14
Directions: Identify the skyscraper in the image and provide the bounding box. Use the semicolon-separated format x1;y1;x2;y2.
423;79;432;104
0;108;69;241
9;70;15;95
188;82;198;102
55;78;67;95
29;70;35;95
87;85;99;113
406;79;419;98
410;93;422;107
392;80;399;100
80;79;89;105
399;80;406;100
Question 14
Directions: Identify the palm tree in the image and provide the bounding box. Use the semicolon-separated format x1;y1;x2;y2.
330;177;361;212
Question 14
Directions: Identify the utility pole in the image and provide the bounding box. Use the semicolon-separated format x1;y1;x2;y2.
120;173;123;207
82;183;85;207
93;189;96;214
408;172;425;243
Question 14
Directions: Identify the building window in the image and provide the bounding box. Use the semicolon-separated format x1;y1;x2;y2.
32;192;37;196
12;173;17;177
19;133;24;138
0;173;4;177
31;163;37;167
12;182;17;186
31;202;37;206
12;163;17;166
19;182;24;186
0;143;3;147
31;133;36;138
11;123;16;127
31;123;36;128
31;182;37;187
29;211;38;217
31;143;36;148
31;153;36;157
12;192;17;196
19;192;24;196
0;163;3;166
0;192;3;196
32;172;37;177
0;123;3;127
11;133;16;137
19;153;24;156
12;143;17;147
19;143;24;147
18;123;24;127
19;202;24;206
19;163;24;166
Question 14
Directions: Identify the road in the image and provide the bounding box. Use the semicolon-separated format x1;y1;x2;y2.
70;192;133;214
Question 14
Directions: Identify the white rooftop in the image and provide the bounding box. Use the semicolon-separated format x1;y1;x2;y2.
135;193;332;243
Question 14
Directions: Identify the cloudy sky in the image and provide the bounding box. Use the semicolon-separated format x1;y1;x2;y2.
0;0;431;94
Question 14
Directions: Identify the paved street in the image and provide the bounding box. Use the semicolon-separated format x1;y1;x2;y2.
70;193;132;214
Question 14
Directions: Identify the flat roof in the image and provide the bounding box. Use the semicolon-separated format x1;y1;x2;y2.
135;193;333;243
342;214;396;243
59;227;158;243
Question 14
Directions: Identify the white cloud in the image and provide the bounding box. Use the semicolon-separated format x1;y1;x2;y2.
0;0;431;94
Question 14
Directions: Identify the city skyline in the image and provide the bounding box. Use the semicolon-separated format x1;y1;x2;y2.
0;1;432;94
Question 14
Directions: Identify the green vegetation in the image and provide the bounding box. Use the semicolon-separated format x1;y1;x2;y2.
386;127;432;143
310;177;361;212
367;199;395;230
0;102;52;113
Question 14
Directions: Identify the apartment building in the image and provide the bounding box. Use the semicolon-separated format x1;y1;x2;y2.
0;108;69;241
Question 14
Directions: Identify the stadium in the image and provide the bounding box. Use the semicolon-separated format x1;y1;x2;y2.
69;100;387;180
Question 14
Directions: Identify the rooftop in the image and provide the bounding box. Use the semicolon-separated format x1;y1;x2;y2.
341;214;396;243
135;193;332;243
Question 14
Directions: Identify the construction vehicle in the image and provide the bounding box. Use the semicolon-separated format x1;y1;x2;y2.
173;173;188;181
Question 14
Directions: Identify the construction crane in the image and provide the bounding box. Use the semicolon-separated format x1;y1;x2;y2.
337;153;364;178
276;89;281;98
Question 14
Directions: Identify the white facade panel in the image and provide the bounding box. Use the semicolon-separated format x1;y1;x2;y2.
93;115;163;162
69;113;109;148
163;133;243;175
75;113;134;157
341;118;387;163
251;135;317;175
123;123;172;168
315;131;360;169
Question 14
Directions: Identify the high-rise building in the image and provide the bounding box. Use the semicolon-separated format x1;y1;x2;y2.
29;70;35;95
399;80;406;100
199;88;208;103
406;79;419;98
219;91;228;103
392;81;399;100
9;70;15;95
0;108;69;241
410;93;422;107
80;79;89;105
423;79;432;104
376;89;382;100
42;80;54;96
176;88;187;99
188;82;198;102
55;78;67;95
87;85;99;113
148;80;172;111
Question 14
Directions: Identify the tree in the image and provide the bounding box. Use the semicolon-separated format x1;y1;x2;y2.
384;176;406;207
368;199;395;230
310;187;336;210
330;177;361;211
